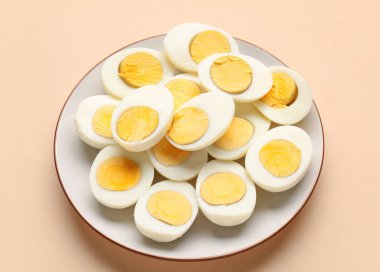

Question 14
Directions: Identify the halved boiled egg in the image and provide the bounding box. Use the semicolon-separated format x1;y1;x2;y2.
198;53;273;102
134;180;198;242
166;92;235;151
164;23;239;73
111;85;174;152
89;145;154;208
245;125;312;192
196;160;256;226
102;47;175;98
208;103;271;160
147;137;208;181
252;66;313;125
75;95;120;149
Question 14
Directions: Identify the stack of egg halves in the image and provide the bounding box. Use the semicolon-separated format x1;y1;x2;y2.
75;23;313;242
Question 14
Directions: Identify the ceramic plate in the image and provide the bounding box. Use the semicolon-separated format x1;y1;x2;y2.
54;35;324;261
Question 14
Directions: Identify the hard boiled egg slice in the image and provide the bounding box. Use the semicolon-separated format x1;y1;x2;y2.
252;66;313;125
196;160;256;226
207;103;271;160
147;137;208;181
164;23;239;73
102;47;175;98
245;125;313;192
166;92;235;151
75;95;120;149
134;180;198;242
198;53;273;103
111;85;174;152
89;145;154;209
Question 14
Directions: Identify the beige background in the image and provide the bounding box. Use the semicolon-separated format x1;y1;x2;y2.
0;0;379;271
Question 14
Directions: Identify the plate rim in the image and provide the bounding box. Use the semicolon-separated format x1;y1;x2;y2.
53;34;325;262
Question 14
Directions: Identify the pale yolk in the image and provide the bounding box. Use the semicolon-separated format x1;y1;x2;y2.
214;117;254;150
96;157;141;191
210;55;253;94
118;52;163;88
261;72;298;108
167;107;209;145
189;30;231;64
259;140;302;178
92;105;115;138
201;172;246;205
152;137;190;166
165;78;201;110
117;106;159;142
147;190;192;226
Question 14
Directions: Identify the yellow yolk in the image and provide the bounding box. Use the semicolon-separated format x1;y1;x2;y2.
152;137;191;166
147;190;192;226
259;140;302;178
214;117;254;150
190;30;231;64
261;72;298;108
117;106;159;142
165;78;201;110
210;55;253;94
96;157;141;191
201;172;246;205
92;105;115;138
167;107;209;145
118;52;163;88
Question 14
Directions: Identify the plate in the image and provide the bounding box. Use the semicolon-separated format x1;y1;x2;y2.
54;35;324;261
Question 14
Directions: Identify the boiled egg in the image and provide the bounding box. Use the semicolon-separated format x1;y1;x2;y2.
75;95;120;149
196;160;256;226
166;92;235;151
89;145;154;208
164;23;239;73
134;180;198;242
111;85;174;152
245;125;313;192
102;47;175;98
207;103;271;160
252;66;313;125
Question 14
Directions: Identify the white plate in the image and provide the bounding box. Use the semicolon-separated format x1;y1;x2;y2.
54;35;324;261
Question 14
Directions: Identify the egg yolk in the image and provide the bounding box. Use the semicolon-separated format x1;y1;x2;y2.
92;105;115;138
96;157;141;191
261;72;298;108
152;137;190;166
259;140;302;177
167;107;209;145
190;30;231;64
210;55;253;94
201;172;246;205
165;78;201;110
214;117;254;150
147;190;192;226
117;106;159;142
118;52;163;88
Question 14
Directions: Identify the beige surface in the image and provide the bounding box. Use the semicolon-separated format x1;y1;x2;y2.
0;0;379;271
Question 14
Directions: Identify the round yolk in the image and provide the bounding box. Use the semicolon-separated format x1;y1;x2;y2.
147;190;192;226
96;157;141;191
261;72;298;108
118;52;163;88
152;137;191;166
214;117;254;150
210;55;253;94
165;78;201;110
117;106;159;142
201;172;246;205
189;30;231;64
92;105;115;138
167;107;209;145
259;140;302;178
